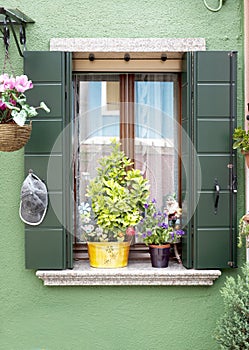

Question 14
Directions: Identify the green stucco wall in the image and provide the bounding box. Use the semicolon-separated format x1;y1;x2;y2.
0;1;245;349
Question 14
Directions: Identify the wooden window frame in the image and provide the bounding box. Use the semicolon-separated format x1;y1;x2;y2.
73;55;182;261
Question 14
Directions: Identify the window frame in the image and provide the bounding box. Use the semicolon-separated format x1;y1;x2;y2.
73;59;182;262
23;42;237;277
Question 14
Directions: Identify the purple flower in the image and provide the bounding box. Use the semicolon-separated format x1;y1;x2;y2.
144;203;149;209
158;222;168;229
147;230;152;236
152;198;156;203
176;229;185;236
142;233;147;239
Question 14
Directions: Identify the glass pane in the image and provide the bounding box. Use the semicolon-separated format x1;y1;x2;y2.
134;74;179;210
76;74;120;243
75;73;179;244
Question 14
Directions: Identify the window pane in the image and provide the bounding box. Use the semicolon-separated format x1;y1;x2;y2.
76;74;120;243
75;73;179;244
135;74;179;210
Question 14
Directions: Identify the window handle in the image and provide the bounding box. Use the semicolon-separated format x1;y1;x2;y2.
214;178;220;215
232;175;237;193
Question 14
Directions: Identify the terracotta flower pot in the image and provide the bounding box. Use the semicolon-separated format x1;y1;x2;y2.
241;151;249;168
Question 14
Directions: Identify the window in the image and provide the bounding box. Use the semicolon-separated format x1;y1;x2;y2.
74;73;180;253
24;50;237;271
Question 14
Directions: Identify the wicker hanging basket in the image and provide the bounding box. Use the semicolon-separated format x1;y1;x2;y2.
0;122;32;152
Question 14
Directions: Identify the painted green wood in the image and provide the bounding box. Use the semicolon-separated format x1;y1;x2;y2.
25;155;63;191
25;120;63;154
196;51;231;82
181;52;193;269
182;51;237;269
197;120;231;152
26;85;63;117
24;51;63;82
197;85;230;117
25;229;65;269
24;51;73;270
197;192;230;227
192;51;237;269
195;229;231;269
199;155;230;190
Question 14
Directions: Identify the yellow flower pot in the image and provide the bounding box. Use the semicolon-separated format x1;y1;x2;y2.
87;241;131;268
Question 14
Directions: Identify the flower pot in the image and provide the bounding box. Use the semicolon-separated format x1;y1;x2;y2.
87;241;131;268
149;244;170;268
241;151;249;168
0;122;32;152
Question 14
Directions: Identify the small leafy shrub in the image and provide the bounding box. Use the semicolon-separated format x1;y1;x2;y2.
85;139;149;241
238;215;249;248
233;127;249;152
214;264;249;349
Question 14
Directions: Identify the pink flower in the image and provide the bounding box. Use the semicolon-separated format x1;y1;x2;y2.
3;76;16;91
14;75;33;93
9;98;16;106
0;74;11;92
0;73;9;84
0;100;6;111
126;226;135;236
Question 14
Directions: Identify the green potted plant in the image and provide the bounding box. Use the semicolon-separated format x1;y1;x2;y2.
138;198;185;268
232;126;249;167
0;73;50;152
82;138;150;268
238;214;249;248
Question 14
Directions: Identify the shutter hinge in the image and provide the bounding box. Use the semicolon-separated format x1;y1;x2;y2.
227;261;237;268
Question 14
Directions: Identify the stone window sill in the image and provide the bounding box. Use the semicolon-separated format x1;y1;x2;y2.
36;260;221;286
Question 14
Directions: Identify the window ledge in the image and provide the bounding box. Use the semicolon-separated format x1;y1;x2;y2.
36;261;221;286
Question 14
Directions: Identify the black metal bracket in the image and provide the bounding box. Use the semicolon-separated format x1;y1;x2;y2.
0;7;35;57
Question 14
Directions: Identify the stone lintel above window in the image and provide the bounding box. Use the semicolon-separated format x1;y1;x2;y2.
50;37;206;53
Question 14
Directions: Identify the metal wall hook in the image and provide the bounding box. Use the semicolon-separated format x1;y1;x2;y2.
20;23;26;46
0;7;34;57
3;17;9;52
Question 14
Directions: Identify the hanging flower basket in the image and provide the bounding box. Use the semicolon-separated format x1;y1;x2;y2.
0;121;32;152
0;73;50;152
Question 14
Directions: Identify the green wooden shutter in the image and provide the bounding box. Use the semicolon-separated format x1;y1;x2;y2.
181;52;194;269
182;51;237;269
23;51;73;269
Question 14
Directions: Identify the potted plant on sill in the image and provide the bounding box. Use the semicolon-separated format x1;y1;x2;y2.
0;73;50;152
138;198;185;268
232;126;249;167
238;213;249;248
81;138;150;268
